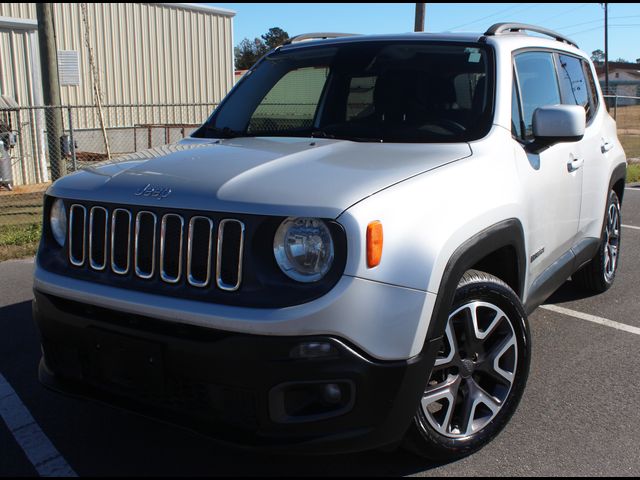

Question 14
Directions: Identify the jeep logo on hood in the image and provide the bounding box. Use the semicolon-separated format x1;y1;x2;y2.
134;183;172;199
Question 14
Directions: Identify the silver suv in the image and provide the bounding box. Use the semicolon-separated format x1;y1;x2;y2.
33;23;627;459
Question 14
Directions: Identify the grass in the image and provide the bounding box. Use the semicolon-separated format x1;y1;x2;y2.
0;222;41;262
0;189;44;261
611;103;640;159
627;163;640;184
619;135;640;160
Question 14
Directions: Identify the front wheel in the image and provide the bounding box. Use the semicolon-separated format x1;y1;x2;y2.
404;270;531;461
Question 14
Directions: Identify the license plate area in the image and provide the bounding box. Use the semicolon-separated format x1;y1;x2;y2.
88;328;165;395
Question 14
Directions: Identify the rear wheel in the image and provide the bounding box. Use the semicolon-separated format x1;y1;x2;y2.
404;270;531;461
572;190;621;293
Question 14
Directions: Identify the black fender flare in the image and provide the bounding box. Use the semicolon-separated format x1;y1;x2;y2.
421;218;526;351
376;219;527;440
609;162;627;204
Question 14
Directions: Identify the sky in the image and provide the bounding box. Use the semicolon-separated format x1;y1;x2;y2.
210;2;640;62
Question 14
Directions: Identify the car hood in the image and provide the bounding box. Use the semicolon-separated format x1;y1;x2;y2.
48;136;472;218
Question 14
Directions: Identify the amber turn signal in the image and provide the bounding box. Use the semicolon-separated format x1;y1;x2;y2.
366;221;383;268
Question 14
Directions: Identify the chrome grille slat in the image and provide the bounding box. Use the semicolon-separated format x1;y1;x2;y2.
187;216;214;287
160;213;184;284
68;204;87;266
67;205;245;291
89;206;108;271
134;211;157;279
111;208;132;275
216;219;245;292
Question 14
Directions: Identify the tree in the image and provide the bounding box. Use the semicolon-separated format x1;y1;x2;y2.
591;49;605;64
261;27;289;50
234;27;290;70
614;57;629;63
234;38;268;70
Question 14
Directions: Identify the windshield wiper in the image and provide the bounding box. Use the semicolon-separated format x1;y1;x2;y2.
310;128;383;142
309;129;336;139
200;125;246;139
347;136;384;143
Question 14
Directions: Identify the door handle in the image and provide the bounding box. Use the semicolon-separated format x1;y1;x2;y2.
567;157;584;172
601;140;614;153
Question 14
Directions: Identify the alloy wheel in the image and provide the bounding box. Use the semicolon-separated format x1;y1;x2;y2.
603;200;620;283
421;301;518;438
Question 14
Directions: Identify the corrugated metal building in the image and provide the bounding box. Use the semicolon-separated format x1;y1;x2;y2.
0;3;235;185
0;3;235;108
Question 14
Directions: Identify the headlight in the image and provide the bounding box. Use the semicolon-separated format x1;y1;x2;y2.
273;217;334;282
50;198;67;247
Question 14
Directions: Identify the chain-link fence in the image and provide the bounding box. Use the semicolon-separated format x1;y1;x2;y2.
0;96;639;258
605;95;640;162
0;103;216;232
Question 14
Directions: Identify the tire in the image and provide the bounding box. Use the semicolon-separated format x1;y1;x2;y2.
572;190;621;293
403;270;531;461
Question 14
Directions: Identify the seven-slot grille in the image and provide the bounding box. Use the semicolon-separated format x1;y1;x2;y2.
67;204;245;291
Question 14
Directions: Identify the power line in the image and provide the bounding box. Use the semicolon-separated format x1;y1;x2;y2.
445;3;534;31
551;15;640;32
564;24;640;36
533;3;590;25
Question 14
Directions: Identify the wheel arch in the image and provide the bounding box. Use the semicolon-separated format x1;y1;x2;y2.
421;218;526;351
609;162;627;205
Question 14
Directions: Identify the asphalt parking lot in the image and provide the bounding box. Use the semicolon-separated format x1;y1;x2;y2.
1;186;640;477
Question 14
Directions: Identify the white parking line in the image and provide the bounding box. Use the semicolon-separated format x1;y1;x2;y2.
540;304;640;336
0;373;77;477
622;224;640;231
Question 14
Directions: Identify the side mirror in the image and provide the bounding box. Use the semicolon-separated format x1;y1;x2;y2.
528;105;585;153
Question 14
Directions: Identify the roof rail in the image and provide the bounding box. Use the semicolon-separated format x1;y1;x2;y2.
283;32;360;45
484;23;578;49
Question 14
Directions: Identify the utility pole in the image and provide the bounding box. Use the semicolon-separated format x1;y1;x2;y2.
604;2;609;94
36;3;66;179
415;3;426;32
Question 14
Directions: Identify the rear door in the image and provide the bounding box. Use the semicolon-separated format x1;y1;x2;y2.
555;53;610;237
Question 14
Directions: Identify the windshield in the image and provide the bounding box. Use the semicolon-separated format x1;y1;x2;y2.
193;41;494;143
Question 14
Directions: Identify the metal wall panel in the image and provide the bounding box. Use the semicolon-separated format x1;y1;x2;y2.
0;3;37;20
0;26;46;185
0;3;235;108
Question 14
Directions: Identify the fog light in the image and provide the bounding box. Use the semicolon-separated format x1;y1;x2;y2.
290;342;337;359
323;383;342;404
269;380;355;423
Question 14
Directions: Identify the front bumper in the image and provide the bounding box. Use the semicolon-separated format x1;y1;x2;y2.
34;262;437;361
33;290;440;454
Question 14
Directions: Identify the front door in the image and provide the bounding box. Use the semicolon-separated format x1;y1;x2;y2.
512;51;583;281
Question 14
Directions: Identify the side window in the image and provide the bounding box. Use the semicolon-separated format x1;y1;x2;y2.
514;52;561;140
248;67;329;132
556;54;592;122
582;60;600;118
